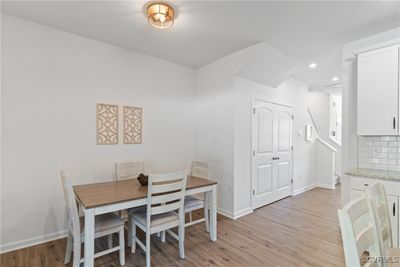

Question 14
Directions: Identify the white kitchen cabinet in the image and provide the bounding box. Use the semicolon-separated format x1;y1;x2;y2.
386;195;399;247
357;44;399;135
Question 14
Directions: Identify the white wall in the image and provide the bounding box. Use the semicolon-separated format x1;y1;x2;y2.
308;91;330;139
193;43;317;217
194;44;274;217
342;28;400;174
233;77;317;215
1;15;195;251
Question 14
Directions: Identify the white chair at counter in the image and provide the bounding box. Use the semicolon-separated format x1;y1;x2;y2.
366;182;400;265
60;171;125;267
338;196;382;267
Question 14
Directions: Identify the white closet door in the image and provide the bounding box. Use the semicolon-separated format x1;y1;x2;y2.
252;100;293;209
357;44;399;135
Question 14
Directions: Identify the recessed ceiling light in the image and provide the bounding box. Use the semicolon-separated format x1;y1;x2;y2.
147;2;175;29
332;76;339;82
309;63;317;69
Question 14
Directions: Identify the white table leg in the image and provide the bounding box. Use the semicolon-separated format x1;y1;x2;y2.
84;208;95;267
210;184;217;241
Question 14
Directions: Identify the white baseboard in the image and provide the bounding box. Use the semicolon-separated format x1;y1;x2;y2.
293;183;335;196
0;230;68;254
217;207;234;219
315;183;336;190
218;207;253;220
233;207;253;219
293;184;317;195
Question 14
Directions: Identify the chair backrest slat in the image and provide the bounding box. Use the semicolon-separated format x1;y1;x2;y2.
146;170;187;229
366;182;393;254
151;172;186;183
152;181;184;194
338;196;383;267
347;198;370;222
191;161;209;179
355;225;377;256
151;191;183;205
60;171;80;237
151;202;181;215
115;161;145;180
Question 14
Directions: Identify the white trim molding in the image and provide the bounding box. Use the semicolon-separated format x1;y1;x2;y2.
217;207;234;219
233;207;253;219
314;183;336;190
293;184;318;196
218;207;253;220
293;183;336;196
0;230;68;254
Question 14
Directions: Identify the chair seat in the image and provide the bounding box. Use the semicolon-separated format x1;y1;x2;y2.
184;195;204;212
127;205;147;215
131;210;179;228
387;247;400;267
80;213;124;234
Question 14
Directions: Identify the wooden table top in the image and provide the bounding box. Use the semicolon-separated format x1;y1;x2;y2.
74;176;217;209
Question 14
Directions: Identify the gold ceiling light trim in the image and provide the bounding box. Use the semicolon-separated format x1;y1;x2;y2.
147;2;175;29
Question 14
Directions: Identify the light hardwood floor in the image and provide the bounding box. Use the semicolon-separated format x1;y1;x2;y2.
1;186;344;267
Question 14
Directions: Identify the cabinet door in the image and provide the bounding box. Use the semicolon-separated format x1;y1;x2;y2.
386;195;399;247
357;44;399;135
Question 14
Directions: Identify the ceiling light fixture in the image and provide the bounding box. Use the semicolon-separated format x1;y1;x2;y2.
147;2;175;29
309;62;317;69
332;76;339;82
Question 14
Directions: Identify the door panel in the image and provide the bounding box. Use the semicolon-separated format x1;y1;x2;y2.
252;100;293;209
256;164;273;195
277;161;291;189
278;111;292;152
256;107;273;153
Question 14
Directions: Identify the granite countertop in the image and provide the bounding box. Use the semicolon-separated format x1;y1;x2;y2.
345;168;400;181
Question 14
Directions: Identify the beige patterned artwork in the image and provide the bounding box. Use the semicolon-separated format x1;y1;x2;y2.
96;103;119;145
123;106;142;144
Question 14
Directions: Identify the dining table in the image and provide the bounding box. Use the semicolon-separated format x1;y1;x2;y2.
73;175;218;267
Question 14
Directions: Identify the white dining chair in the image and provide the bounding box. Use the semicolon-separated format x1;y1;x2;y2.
115;161;146;180
366;182;400;264
338;196;383;267
184;161;209;230
60;171;125;267
129;171;187;267
115;161;146;221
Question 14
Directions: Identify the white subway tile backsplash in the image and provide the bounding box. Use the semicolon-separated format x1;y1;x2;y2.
389;166;400;171
389;141;400;147
358;163;373;169
359;141;373;147
382;136;396;141
376;153;388;158
358;136;400;171
388;153;400;159
380;159;397;165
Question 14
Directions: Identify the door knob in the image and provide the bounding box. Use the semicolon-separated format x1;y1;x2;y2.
272;157;280;160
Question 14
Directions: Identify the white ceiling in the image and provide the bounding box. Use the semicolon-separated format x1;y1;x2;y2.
2;1;399;89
